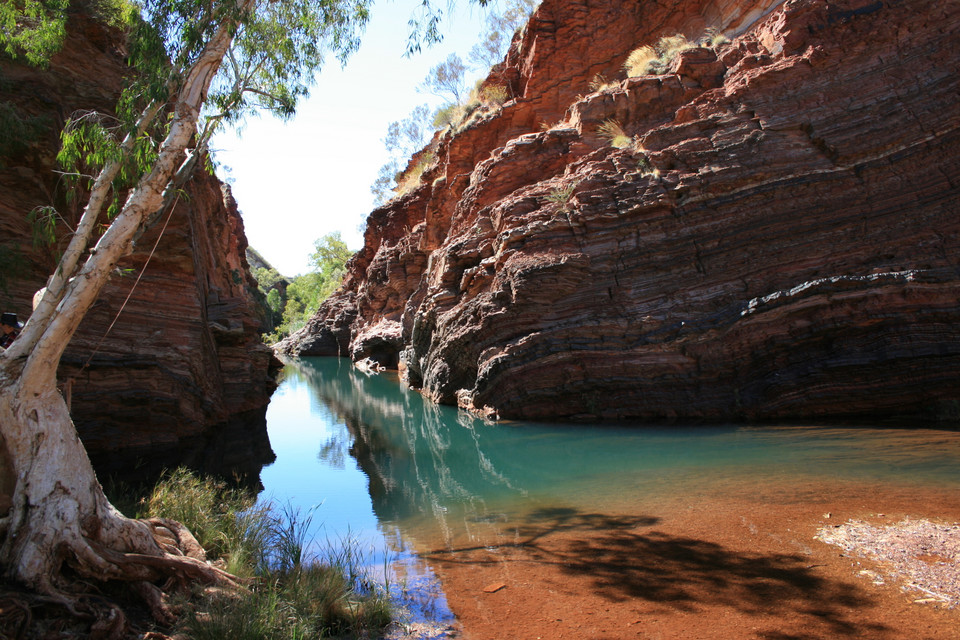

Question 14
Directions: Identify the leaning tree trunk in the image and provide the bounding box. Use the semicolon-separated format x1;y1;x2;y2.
0;0;253;605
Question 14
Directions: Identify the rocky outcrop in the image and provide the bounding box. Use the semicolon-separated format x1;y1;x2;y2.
283;0;960;423
0;3;278;477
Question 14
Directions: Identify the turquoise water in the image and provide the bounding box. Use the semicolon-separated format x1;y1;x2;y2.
258;356;960;619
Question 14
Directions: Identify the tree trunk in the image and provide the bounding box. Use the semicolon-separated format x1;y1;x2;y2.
0;0;253;607
0;372;159;593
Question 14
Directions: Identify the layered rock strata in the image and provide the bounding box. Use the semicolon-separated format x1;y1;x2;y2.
281;0;960;423
0;3;278;477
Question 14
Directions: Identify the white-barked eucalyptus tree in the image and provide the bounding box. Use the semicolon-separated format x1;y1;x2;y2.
0;0;385;613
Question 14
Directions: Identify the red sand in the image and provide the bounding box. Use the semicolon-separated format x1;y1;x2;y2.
416;482;960;639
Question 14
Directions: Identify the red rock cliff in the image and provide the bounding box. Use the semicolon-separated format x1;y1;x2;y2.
0;4;278;476
281;0;960;423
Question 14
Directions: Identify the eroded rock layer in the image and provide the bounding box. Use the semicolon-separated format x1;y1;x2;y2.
282;0;960;423
0;3;278;476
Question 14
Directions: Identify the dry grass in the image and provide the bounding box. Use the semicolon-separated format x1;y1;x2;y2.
597;119;632;149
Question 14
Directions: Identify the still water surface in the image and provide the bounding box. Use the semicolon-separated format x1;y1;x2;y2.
259;357;960;620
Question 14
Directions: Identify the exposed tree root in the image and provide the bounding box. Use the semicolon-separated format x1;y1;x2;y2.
130;581;176;628
0;593;31;640
89;539;242;589
0;515;245;639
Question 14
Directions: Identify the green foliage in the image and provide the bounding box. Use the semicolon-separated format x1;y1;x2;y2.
309;230;351;278
252;266;284;291
597;119;632;149
139;469;393;639
26;206;61;249
250;256;288;332
264;232;353;343
0;0;69;67
542;182;577;212
83;0;136;27
141;467;261;563
265;288;282;315
56;111;162;219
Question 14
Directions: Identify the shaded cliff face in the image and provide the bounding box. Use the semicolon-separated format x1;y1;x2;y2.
282;0;960;423
0;5;278;477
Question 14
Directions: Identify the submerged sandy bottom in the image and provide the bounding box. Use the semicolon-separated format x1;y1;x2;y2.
409;478;960;639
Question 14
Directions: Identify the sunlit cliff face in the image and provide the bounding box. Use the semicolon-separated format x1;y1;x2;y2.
281;0;960;423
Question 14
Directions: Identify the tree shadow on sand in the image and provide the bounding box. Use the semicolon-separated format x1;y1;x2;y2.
424;506;890;639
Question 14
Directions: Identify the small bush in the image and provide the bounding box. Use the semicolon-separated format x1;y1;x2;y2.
479;84;508;107
635;151;659;178
395;151;436;197
624;29;729;78
141;468;256;561
432;103;463;129
623;44;659;77
542;183;577;212
597;119;632;149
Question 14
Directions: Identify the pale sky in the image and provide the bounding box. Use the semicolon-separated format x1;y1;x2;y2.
211;0;491;277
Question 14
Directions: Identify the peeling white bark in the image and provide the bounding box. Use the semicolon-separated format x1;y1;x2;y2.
0;0;254;600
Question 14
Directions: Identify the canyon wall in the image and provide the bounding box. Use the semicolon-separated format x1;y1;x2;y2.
282;0;960;423
0;3;278;477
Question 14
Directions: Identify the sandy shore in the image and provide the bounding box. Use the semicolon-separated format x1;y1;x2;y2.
413;483;960;639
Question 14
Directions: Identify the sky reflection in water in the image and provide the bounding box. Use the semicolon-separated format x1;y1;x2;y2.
258;357;960;622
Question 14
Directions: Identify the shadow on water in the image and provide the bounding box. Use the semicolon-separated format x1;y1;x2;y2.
422;505;887;639
92;404;275;491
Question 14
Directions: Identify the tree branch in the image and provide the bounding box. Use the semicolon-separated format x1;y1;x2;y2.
17;0;256;388
4;99;164;361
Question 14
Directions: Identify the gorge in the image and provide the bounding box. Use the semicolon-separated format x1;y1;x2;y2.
280;0;960;424
0;0;958;636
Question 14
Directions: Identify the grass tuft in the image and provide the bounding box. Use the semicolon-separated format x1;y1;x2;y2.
597;119;633;149
395;151;436;197
623;29;727;77
133;468;393;639
623;44;659;77
588;74;617;93
542;182;577;213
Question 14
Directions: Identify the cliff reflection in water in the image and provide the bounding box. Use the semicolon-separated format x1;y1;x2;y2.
285;357;520;530
282;357;960;551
